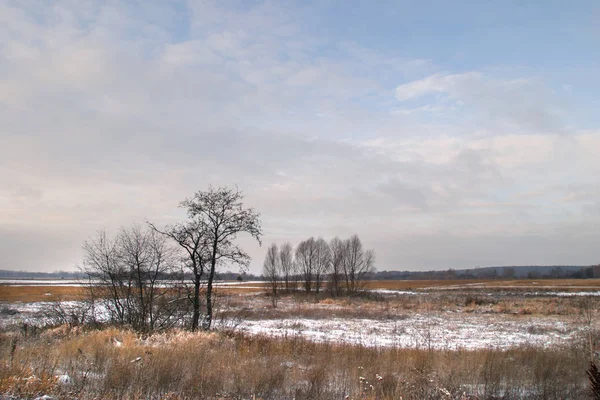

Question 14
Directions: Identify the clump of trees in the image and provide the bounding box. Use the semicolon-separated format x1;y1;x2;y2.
81;226;188;332
262;234;375;303
82;186;262;332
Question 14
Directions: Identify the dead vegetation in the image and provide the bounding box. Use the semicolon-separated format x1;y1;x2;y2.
0;325;591;400
2;281;600;398
0;286;87;303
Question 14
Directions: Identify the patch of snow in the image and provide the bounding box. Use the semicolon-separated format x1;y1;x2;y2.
57;373;73;385
235;314;581;350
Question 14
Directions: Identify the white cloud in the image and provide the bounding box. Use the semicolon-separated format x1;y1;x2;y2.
395;72;565;133
0;1;599;272
395;72;481;101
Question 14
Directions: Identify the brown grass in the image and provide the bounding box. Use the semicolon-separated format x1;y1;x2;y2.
4;278;600;303
366;278;600;290
0;284;265;303
0;286;87;302
0;326;589;399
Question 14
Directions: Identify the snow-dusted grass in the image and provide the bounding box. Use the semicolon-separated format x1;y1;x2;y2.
0;325;590;399
2;288;595;352
235;313;579;350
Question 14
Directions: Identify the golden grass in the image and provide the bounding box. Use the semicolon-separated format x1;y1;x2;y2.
4;278;600;304
0;326;590;399
0;286;87;302
0;284;266;303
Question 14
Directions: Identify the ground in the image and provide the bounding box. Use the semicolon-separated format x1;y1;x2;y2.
1;279;599;399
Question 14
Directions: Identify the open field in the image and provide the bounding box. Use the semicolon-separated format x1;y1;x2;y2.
0;326;590;399
365;278;600;291
5;278;600;303
2;279;600;398
0;286;88;303
0;282;266;303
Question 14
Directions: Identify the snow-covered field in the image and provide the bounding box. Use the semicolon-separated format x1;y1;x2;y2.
236;313;580;350
1;296;587;351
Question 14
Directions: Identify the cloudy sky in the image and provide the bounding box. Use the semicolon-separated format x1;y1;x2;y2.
2;1;600;273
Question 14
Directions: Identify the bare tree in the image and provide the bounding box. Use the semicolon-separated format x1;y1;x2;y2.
81;226;181;332
342;234;375;294
149;219;210;332
295;238;316;293
279;242;294;292
81;230;128;325
329;237;345;296
263;243;280;306
118;225;177;331
313;237;331;294
181;186;262;330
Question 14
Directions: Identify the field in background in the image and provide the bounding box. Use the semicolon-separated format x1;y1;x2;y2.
0;281;266;302
0;286;88;303
5;278;600;303
365;278;600;290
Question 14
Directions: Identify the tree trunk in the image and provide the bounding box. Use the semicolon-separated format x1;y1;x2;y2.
203;240;218;330
191;273;201;332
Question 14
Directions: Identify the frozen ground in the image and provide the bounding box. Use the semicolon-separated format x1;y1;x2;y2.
1;297;588;351
234;313;581;350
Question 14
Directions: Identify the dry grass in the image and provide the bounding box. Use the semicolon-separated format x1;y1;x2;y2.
365;280;490;290
366;278;600;290
216;290;600;321
2;280;598;399
4;278;600;303
0;286;87;303
0;284;264;303
0;325;590;399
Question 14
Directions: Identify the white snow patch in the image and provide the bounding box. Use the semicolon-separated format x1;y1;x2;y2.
235;314;581;350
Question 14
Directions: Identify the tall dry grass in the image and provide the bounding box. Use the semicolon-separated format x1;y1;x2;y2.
0;324;590;399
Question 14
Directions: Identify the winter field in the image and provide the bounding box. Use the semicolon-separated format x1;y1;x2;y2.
2;279;600;399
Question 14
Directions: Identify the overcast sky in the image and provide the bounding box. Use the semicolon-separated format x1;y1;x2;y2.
2;1;600;274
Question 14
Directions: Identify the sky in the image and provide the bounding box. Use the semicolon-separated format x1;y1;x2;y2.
1;0;600;274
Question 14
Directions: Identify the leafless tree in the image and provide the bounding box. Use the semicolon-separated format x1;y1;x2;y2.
279;242;295;292
342;234;375;294
181;186;262;330
81;226;182;332
295;237;316;293
263;243;280;306
81;230;129;325
148;219;210;332
313;237;331;294
329;237;345;296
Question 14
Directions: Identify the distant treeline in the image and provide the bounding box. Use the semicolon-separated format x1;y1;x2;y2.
0;268;262;281
0;269;83;279
366;265;600;280
2;265;600;281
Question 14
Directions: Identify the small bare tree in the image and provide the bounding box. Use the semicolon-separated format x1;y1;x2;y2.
296;238;316;293
81;230;130;326
342;235;375;294
313;237;331;294
263;243;280;306
329;237;345;296
279;242;295;292
81;226;181;332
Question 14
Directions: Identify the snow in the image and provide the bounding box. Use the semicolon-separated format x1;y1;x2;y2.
57;374;73;385
234;314;580;350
